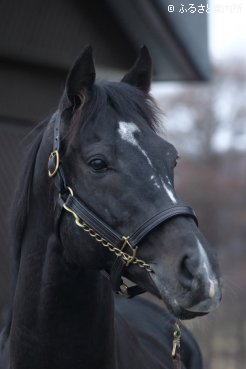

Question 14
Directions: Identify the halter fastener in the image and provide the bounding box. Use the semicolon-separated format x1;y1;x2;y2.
121;236;138;266
48;150;60;177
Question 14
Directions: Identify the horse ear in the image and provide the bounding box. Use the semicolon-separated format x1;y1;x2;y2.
65;45;95;109
121;46;152;94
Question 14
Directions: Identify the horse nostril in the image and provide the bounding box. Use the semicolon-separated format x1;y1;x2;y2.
178;255;197;289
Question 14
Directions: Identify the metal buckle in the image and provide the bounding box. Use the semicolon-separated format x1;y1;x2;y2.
48;150;60;177
121;236;138;266
59;186;74;199
118;282;130;298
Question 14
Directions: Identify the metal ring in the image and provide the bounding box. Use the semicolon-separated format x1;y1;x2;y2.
48;150;59;177
59;186;74;199
65;186;74;196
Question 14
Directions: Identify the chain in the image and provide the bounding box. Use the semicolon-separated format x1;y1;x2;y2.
63;203;152;272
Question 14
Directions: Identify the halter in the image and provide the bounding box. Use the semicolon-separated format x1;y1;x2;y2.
48;116;198;298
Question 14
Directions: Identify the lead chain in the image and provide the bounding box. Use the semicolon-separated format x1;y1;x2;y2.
63;203;152;272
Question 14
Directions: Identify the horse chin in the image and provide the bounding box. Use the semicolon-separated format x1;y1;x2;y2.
159;293;211;320
166;302;209;320
154;290;209;320
149;273;218;320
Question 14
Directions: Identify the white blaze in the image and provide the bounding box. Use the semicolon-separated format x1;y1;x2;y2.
118;121;177;203
161;179;177;203
118;121;139;146
166;175;172;186
118;121;153;168
197;238;217;298
150;175;161;189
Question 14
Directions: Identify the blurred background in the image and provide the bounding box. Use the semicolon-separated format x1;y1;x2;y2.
0;1;245;368
152;2;246;368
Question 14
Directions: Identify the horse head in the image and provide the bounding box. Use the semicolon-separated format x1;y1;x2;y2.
49;45;221;320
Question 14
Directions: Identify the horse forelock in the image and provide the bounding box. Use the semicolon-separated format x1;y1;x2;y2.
65;81;161;146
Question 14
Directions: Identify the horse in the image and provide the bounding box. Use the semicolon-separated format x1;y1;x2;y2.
0;45;221;369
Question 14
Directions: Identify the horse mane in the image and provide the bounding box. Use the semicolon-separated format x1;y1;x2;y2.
2;119;48;339
11;119;48;267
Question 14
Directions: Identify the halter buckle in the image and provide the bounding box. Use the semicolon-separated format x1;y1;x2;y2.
59;186;74;199
121;236;138;266
118;282;130;298
48;150;60;177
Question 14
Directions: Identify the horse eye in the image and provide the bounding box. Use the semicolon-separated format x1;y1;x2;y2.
89;158;108;171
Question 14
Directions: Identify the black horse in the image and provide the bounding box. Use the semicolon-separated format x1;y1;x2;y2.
0;46;221;369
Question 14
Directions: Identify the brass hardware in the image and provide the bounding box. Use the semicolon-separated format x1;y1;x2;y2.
59;186;74;198
63;191;152;272
48;150;60;177
172;319;182;358
121;236;138;266
119;283;129;297
66;186;74;196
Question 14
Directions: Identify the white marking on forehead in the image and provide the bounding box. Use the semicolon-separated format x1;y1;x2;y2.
118;121;153;168
161;179;177;203
118;122;177;198
118;121;139;146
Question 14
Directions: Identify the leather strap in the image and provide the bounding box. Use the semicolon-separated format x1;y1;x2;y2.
110;206;197;294
173;352;182;369
65;196;197;250
129;206;198;246
101;269;145;298
65;195;123;246
48;117;61;177
53;116;61;153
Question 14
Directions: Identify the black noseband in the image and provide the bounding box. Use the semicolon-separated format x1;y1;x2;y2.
49;116;198;298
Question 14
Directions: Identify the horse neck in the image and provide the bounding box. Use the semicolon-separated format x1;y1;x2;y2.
10;125;116;369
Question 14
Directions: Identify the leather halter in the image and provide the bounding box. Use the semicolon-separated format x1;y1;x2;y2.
48;116;198;298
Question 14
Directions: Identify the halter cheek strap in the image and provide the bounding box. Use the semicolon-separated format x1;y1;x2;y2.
48;113;60;178
48;117;198;298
